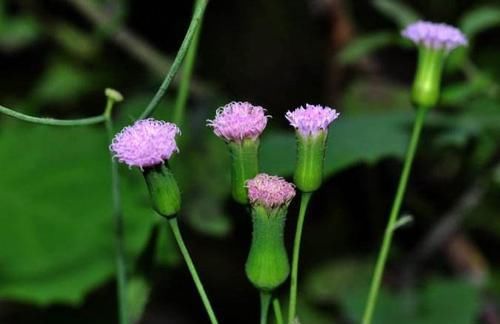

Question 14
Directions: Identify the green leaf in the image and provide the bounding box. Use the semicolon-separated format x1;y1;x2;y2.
0;125;157;305
460;6;500;39
372;0;421;28
339;32;397;65
0;15;41;51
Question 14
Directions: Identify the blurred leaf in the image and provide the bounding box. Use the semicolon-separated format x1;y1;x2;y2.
339;32;397;65
52;23;100;59
0;125;158;305
127;275;151;323
459;6;500;39
372;0;420;28
0;15;41;51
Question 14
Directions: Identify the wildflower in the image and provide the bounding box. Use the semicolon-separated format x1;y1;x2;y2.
286;104;339;192
402;21;467;108
208;102;269;204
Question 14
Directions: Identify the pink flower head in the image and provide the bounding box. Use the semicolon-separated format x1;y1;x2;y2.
110;118;180;168
247;174;296;210
286;104;340;137
207;101;269;142
402;21;467;51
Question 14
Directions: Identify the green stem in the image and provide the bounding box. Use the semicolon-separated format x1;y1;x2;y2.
104;98;128;324
260;291;272;324
0;104;105;126
361;106;427;324
273;297;284;324
172;0;204;127
167;218;219;324
288;192;313;323
139;0;208;119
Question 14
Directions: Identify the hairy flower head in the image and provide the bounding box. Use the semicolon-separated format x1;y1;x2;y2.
402;21;467;51
207;101;269;142
286;104;339;137
110;118;180;168
247;174;296;209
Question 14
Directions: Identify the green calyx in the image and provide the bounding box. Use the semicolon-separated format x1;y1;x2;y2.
228;139;259;204
411;47;446;109
294;131;327;192
143;163;181;218
245;205;290;292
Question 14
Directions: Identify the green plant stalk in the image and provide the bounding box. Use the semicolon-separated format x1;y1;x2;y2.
0;104;106;126
260;291;272;324
361;106;427;324
172;0;204;128
273;297;284;324
104;98;128;324
139;0;208;119
167;218;219;324
288;192;313;323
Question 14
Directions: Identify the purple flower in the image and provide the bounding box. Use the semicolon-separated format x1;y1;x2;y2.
402;21;467;51
110;118;180;168
286;104;340;137
247;174;296;209
207;101;269;142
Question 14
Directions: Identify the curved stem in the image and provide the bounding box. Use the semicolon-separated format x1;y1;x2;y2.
260;291;272;324
104;98;128;324
273;297;284;324
361;106;427;324
167;218;219;324
0;104;106;126
288;192;313;323
138;0;208;120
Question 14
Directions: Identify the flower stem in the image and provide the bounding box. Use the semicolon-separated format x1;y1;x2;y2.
0;104;106;126
361;106;427;324
104;96;128;324
273;297;284;324
260;291;272;324
288;191;313;323
167;218;219;324
139;0;208;120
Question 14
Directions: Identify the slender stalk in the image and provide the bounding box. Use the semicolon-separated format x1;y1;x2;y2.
167;218;219;324
273;297;284;324
104;97;128;324
361;107;427;324
260;291;272;324
172;0;204;127
0;104;106;126
288;192;313;323
139;0;208;119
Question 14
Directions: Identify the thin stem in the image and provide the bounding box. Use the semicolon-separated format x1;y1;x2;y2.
0;104;106;126
167;218;219;324
104;97;128;324
172;0;204;128
273;297;284;324
361;106;427;324
260;291;272;324
138;0;208;120
288;192;313;323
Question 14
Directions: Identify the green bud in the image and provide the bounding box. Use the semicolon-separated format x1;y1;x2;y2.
245;205;290;291
411;47;446;109
228;139;259;204
143;164;181;218
294;131;327;192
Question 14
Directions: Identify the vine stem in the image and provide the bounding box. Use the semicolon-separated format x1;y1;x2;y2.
104;95;128;324
361;106;427;324
167;217;219;324
0;104;105;126
139;0;208;120
288;191;313;323
260;291;272;324
273;297;284;324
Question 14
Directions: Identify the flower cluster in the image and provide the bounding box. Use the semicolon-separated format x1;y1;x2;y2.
286;104;340;136
247;174;296;209
110;118;180;168
402;21;467;51
207;101;269;142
